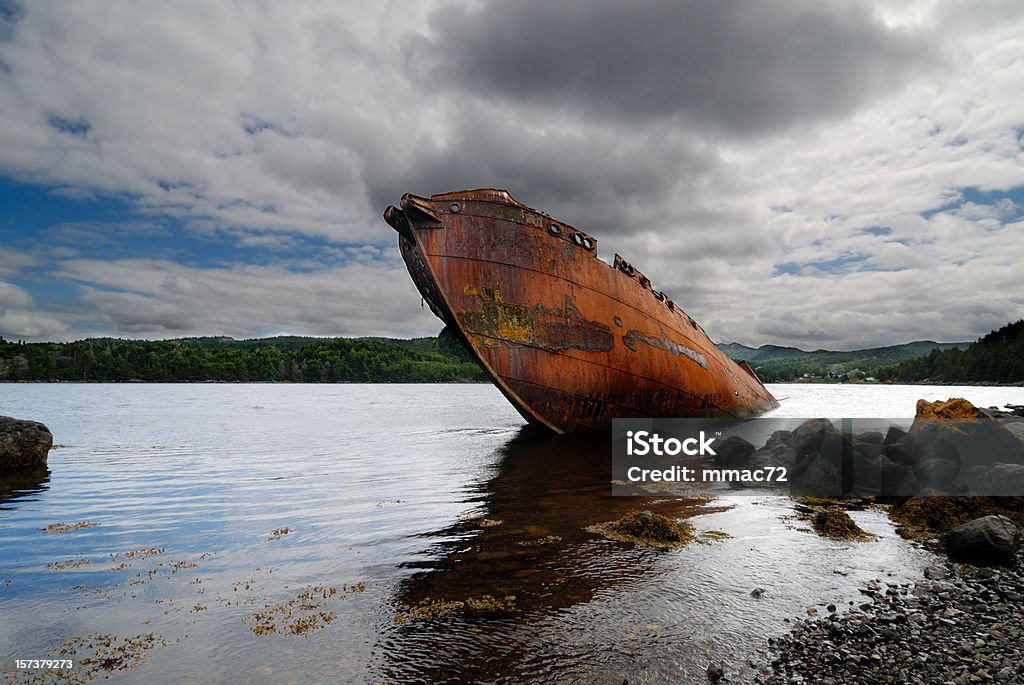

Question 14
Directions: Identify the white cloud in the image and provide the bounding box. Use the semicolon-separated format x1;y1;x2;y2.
49;256;441;341
0;279;69;339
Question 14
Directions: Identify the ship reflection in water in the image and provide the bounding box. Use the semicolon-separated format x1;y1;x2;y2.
376;428;930;685
380;427;707;684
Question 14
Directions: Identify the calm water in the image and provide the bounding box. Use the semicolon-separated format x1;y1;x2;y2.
1;383;1021;684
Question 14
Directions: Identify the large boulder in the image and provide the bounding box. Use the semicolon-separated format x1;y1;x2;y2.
791;419;847;466
789;419;853;496
0;416;52;472
900;399;1024;493
944;514;1022;565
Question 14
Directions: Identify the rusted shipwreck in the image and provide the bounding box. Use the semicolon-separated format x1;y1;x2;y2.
384;189;779;433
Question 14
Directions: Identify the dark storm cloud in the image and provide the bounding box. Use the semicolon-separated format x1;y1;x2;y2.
404;0;936;134
365;107;720;237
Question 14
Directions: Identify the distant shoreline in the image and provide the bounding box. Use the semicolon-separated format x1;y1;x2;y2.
2;379;1021;387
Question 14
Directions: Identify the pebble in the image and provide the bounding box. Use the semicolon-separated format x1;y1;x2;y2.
752;551;1024;684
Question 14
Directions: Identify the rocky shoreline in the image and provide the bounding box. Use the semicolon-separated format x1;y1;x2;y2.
749;550;1024;684
732;397;1024;684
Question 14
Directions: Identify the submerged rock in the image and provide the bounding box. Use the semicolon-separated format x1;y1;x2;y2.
706;663;725;682
0;415;52;472
945;515;1022;566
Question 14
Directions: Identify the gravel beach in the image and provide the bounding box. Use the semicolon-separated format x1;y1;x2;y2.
751;551;1024;684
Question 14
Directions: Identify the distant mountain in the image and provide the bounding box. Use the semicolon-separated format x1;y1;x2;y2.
718;340;970;382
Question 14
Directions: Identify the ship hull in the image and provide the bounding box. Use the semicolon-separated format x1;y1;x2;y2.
385;189;778;433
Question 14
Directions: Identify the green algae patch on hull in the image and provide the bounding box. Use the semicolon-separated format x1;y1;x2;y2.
586;510;697;550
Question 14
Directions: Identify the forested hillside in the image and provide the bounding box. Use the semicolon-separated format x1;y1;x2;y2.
2;320;1019;384
874;320;1024;384
0;332;487;383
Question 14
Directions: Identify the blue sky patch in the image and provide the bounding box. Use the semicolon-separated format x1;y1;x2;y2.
921;186;1023;220
860;226;892;236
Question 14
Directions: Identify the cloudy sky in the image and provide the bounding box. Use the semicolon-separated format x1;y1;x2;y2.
1;0;1022;350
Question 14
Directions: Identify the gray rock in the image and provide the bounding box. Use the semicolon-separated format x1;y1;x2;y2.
713;435;756;468
849;453;882;496
987;463;1024;496
1002;421;1024;445
884;425;908;444
854;441;886;461
884;440;914;467
0;416;52;472
876;457;920;496
792;419;848;467
856;430;885;445
914;457;961;489
945;515;1022;566
904;415;1024;474
751;430;796;469
790;454;843;497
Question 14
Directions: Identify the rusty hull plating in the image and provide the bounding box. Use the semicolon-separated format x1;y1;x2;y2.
384;189;779;433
